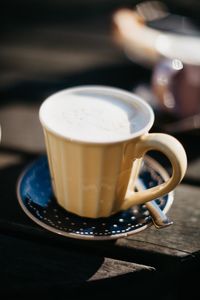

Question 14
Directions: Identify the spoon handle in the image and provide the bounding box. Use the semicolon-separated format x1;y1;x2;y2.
145;200;173;228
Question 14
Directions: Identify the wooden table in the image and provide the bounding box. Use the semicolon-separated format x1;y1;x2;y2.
0;3;199;299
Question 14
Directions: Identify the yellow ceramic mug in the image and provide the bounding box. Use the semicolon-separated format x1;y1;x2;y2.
39;86;187;218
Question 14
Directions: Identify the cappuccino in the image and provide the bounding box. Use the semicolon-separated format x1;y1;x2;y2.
39;86;187;219
39;89;149;143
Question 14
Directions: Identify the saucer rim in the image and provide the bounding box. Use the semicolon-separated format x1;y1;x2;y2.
16;155;174;240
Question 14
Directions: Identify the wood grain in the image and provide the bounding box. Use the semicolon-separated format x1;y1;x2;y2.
0;5;200;297
123;184;200;256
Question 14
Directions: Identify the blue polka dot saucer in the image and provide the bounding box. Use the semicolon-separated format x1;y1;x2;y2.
17;155;173;240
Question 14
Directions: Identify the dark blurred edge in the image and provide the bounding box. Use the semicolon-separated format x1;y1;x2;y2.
1;0;200;30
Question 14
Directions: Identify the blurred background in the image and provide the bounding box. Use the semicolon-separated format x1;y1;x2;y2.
0;2;200;298
0;0;200;168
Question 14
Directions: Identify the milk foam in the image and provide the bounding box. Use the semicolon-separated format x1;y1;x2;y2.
40;91;149;142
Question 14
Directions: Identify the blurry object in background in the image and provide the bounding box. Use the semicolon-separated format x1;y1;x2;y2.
113;1;200;134
112;1;200;67
136;0;169;22
162;112;200;134
113;7;161;66
152;58;200;119
134;82;200;134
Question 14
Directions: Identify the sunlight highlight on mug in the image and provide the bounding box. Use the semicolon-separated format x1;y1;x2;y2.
39;86;187;218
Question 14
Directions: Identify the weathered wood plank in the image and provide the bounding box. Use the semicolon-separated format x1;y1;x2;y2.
0;104;45;152
117;184;200;257
89;257;153;281
184;158;200;183
0;232;153;291
0;5;199;299
0;11;200;274
0;152;199;264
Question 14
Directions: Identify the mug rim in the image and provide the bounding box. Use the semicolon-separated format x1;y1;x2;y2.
39;85;154;145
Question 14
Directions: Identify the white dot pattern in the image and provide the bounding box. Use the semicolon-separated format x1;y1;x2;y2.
20;156;170;239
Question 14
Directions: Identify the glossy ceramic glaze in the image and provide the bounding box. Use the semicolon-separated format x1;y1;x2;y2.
17;155;174;240
40;86;187;218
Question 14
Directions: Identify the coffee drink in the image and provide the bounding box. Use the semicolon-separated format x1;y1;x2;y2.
39;86;187;218
40;91;150;143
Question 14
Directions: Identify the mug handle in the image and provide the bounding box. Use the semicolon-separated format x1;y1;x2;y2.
120;133;187;210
